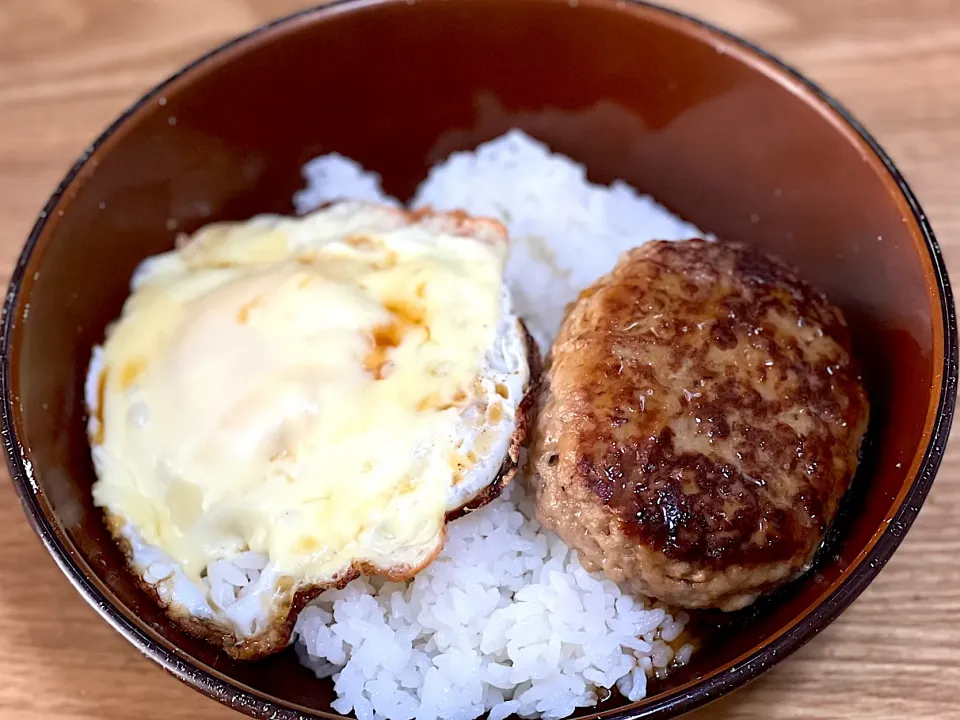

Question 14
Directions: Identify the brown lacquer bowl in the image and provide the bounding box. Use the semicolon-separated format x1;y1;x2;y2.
2;1;955;718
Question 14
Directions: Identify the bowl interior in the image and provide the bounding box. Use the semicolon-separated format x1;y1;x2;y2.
4;0;948;717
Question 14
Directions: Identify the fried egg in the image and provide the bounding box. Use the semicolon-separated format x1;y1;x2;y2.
85;202;536;658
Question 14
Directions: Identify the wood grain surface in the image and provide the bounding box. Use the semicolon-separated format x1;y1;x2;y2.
1;1;959;718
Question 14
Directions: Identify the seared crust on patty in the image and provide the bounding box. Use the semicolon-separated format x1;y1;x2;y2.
532;239;869;611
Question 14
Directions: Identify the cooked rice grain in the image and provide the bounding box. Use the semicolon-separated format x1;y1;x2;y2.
294;484;693;720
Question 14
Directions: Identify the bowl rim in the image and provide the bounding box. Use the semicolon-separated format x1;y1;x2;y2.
2;0;956;718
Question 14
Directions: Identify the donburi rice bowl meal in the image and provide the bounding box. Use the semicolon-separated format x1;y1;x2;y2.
85;130;868;720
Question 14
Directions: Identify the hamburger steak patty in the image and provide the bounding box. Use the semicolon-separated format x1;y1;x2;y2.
531;239;869;611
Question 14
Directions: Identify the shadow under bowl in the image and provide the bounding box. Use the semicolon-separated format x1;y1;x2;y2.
2;0;956;718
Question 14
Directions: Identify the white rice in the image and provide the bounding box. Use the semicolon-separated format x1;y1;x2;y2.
283;130;704;720
295;484;693;720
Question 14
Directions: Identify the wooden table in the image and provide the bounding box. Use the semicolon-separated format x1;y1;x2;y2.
2;1;958;718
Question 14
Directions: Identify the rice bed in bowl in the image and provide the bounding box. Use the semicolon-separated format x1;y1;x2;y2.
289;131;701;720
295;484;693;720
